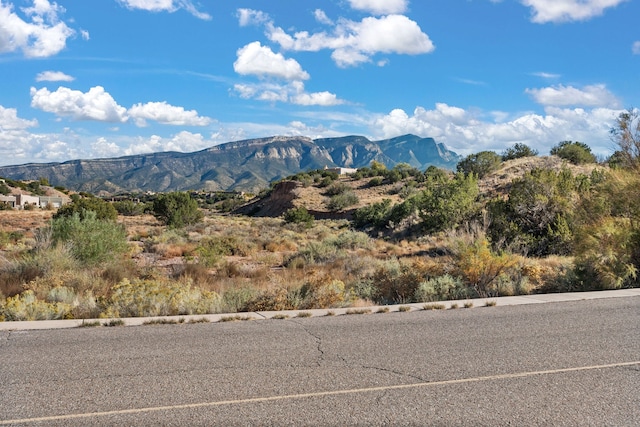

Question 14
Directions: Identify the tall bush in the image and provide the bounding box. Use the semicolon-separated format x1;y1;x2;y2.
152;192;203;228
550;141;596;165
51;211;129;265
54;196;118;221
417;173;479;233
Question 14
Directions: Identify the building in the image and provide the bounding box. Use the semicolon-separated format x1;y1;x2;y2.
0;195;16;208
323;166;358;175
38;196;66;209
15;194;39;208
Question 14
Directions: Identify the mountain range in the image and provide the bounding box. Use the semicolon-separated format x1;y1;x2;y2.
0;134;460;194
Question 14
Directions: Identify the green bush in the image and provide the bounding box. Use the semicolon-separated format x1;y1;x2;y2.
417;173;479;233
152;192;203;228
502;143;538;161
550;141;596;165
368;176;384;187
372;259;423;304
487;168;582;255
326;191;359;211
457;151;502;178
353;199;392;228
0;181;10;195
414;275;472;302
112;200;146;216
573;218;639;290
50;211;129;265
324;181;350;196
283;206;314;227
196;235;254;267
54;197;118;221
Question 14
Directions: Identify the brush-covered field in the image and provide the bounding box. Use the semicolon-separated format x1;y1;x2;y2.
1;147;639;321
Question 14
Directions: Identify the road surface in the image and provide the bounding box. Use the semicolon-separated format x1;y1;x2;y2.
1;297;639;425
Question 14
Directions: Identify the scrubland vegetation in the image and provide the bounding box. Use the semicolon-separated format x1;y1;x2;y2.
1;110;639;321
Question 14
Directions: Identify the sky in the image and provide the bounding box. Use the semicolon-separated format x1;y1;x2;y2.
1;0;639;167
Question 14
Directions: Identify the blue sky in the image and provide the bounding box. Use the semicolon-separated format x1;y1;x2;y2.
1;0;639;166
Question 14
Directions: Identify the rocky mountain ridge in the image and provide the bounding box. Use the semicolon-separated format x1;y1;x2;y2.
0;134;460;194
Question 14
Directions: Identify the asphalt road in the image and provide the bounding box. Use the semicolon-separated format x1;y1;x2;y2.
1;297;639;426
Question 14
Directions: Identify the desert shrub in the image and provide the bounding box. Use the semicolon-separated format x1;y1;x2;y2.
218;287;259;313
487;168;583;256
424;165;449;181
0;290;72;321
0;180;10;195
610;108;640;169
299;274;347;309
325;230;373;250
454;238;519;298
572;218;639;290
372;258;424;304
457;151;502;178
0;244;77;298
414;275;472;302
101;278;220;318
0;231;24;249
54;197;118;221
348;279;376;302
196;235;255;267
353;199;393;229
368;176;384;187
152;192;203;228
326;191;359;211
324;181;350;196
550;141;596;164
241;286;291;312
569;168;640;289
502;143;538;161
289;241;343;266
112;200;146;216
50;211;129;265
417;173;479;233
283;206;314;227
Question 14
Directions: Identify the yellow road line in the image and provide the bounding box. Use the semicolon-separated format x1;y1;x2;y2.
2;361;639;425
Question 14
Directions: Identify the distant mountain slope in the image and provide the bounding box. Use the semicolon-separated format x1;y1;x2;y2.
0;134;460;193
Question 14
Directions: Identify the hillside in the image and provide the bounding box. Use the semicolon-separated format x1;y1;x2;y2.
0;134;460;194
236;155;604;219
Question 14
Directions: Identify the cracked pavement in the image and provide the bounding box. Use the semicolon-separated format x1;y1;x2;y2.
1;297;639;426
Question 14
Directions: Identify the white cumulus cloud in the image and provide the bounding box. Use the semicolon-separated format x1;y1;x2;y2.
35;70;74;82
30;86;129;122
522;0;628;23
266;14;434;67
117;0;211;20
372;103;621;156
128;101;212;127
633;41;640;55
0;105;38;130
347;0;408;15
0;0;76;58
234;41;310;81
314;9;333;25
237;8;270;26
234;80;344;106
526;84;621;108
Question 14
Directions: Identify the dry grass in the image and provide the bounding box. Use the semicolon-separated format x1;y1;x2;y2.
0;173;580;319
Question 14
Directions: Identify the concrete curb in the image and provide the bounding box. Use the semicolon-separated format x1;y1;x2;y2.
1;288;639;331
